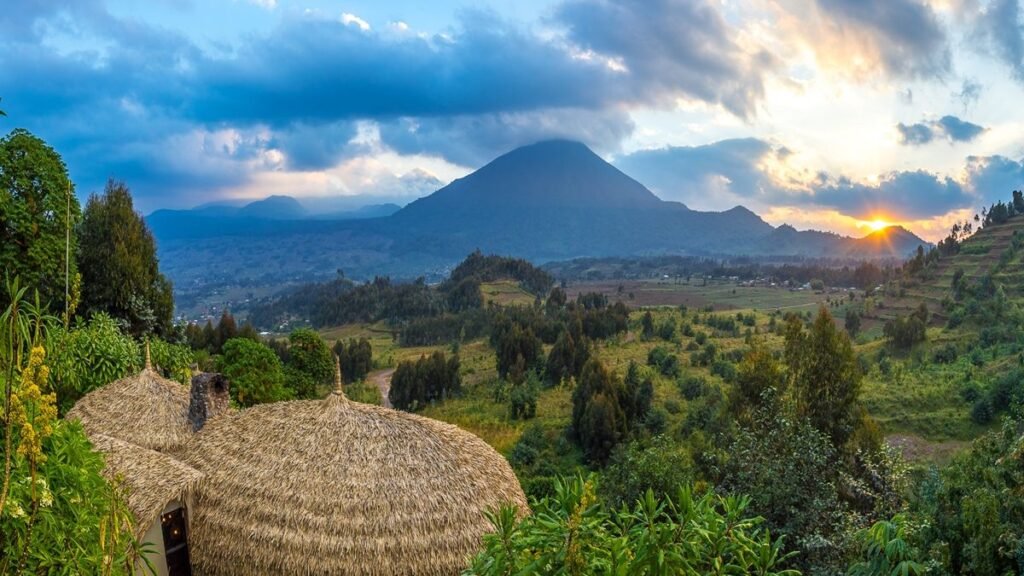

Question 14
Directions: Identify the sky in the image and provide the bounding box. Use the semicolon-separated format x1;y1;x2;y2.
5;0;1024;240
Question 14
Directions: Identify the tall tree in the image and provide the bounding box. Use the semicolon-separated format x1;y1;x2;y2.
77;179;173;336
785;306;861;449
0;129;80;311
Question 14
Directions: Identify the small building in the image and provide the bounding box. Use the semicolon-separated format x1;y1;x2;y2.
66;348;528;575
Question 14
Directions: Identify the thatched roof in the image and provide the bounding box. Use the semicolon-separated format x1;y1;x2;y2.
90;434;204;540
181;365;528;575
66;348;192;453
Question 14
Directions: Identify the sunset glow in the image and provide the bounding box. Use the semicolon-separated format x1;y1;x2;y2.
867;219;891;232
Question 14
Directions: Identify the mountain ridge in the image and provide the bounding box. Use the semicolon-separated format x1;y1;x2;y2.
149;140;929;291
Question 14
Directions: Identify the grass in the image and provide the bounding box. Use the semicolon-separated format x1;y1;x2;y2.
480;280;536;307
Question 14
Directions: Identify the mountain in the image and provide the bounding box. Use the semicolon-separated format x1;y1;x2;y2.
386;140;774;259
237;195;307;219
150;140;930;295
845;226;928;257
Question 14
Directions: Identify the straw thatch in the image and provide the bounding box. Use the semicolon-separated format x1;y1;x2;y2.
181;385;529;575
66;360;192;453
90;434;204;540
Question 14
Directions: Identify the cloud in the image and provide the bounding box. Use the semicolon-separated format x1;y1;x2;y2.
554;0;777;118
956;79;983;109
972;0;1024;80
962;155;1024;207
340;12;370;31
617;138;987;221
614;139;789;209
811;170;972;220
896;115;986;145
767;0;950;79
379;108;635;166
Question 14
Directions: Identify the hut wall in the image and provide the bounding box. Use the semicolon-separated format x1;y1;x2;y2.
136;503;172;576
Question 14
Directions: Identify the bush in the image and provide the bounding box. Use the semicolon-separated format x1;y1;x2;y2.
466;476;798;575
932;343;958;364
218;338;293;406
678;374;710;400
601;435;692;509
970;398;993;424
47;313;140;414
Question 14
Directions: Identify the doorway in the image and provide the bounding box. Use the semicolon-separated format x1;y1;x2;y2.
160;507;192;576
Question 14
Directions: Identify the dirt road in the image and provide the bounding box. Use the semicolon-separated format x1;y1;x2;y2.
369;368;396;408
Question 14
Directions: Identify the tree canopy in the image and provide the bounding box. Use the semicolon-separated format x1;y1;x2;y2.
0;129;80;313
77;179;172;337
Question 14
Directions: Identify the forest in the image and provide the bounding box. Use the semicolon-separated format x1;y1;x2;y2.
4;121;1024;575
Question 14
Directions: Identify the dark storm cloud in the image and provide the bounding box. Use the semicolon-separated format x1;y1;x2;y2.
815;0;950;77
896;115;986;146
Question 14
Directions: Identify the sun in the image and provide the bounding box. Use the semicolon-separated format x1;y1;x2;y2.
867;218;891;232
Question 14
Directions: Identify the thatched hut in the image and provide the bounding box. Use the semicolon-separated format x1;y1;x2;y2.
89;433;203;575
180;363;528;575
66;346;192;453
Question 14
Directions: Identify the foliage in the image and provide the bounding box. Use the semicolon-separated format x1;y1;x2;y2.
883;305;928;351
730;339;784;423
333;337;373;383
47;313;140;414
465;475;800;576
785;307;862;449
183;310;258;355
545;323;589;385
847;514;924;576
646;346;680;377
0;129;80;313
442;250;554;297
147;338;193;384
721;401;847;574
1;421;140;575
1;287;137;574
571;359;651;464
911;419;1024;575
508;370;540;420
218;338;293;406
601;435;692;510
389;351;461;411
491;314;543;380
78;179;173;337
285;328;333;398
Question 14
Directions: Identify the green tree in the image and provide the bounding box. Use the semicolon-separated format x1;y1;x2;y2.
0;129;80;313
285;328;333;399
77;179;172;337
730;339;784;422
844;308;861;337
218;338;292;406
786;307;861;449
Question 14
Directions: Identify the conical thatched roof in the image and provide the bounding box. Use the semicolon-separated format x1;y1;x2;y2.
90;434;204;540
66;349;192;453
181;381;528;575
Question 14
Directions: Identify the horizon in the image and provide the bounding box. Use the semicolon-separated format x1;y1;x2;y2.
5;1;1024;242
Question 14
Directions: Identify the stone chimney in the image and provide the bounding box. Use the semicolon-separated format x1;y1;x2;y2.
188;372;230;432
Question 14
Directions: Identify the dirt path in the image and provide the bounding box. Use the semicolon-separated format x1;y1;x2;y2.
369;368;395;408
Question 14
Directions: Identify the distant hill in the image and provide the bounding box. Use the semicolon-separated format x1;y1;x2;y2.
150;140;930;296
